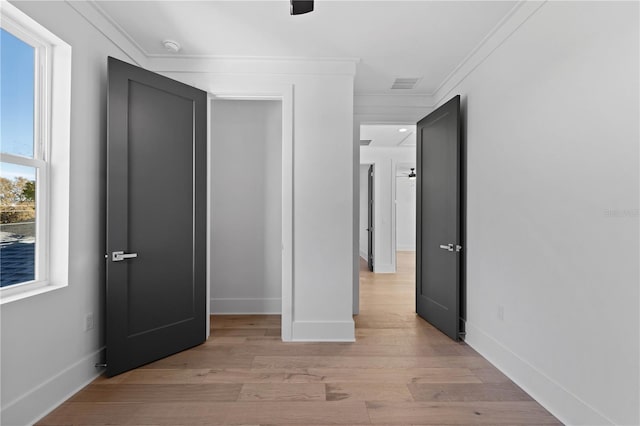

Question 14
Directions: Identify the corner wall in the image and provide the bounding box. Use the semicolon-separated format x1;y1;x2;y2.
1;2;134;425
443;2;639;424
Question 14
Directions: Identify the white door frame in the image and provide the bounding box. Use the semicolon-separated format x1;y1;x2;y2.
206;85;294;341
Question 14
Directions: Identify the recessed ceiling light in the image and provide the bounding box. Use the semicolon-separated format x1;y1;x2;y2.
398;128;408;133
162;40;181;53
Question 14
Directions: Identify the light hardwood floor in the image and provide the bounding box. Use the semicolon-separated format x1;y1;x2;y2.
38;252;560;425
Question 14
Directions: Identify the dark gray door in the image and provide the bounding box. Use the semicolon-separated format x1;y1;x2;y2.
416;95;463;341
106;57;207;376
367;165;374;272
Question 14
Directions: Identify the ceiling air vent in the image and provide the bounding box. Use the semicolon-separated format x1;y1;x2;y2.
360;139;372;146
391;77;421;90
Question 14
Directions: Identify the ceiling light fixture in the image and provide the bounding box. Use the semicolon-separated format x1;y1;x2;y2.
290;0;314;15
398;128;408;133
162;40;181;53
408;168;416;181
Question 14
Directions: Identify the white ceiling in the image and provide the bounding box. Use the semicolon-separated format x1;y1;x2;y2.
94;1;517;94
360;124;416;147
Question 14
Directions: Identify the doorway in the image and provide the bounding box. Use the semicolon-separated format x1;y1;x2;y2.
358;164;374;271
210;98;281;313
357;123;417;324
208;95;293;340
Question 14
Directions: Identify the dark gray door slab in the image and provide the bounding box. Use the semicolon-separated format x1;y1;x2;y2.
416;95;463;341
106;57;207;376
367;165;374;272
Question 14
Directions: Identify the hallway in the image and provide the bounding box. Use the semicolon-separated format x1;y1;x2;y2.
37;252;559;425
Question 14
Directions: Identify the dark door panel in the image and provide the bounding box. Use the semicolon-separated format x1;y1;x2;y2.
106;57;207;376
368;165;374;272
416;95;463;341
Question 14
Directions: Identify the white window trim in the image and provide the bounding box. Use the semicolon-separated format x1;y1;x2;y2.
0;1;71;304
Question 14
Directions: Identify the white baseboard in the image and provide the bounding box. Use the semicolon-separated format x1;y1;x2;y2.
465;322;613;426
1;347;105;426
359;249;367;259
211;297;281;314
292;320;355;342
396;245;416;251
373;263;395;273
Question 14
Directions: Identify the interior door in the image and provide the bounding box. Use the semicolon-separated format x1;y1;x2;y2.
367;164;374;272
106;57;207;376
416;95;463;341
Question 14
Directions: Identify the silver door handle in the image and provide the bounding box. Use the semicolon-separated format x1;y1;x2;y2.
112;251;138;262
439;244;462;252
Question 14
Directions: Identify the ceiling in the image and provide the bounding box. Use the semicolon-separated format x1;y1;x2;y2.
360;124;416;147
94;1;517;95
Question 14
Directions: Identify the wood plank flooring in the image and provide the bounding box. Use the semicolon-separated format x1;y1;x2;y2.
37;252;560;425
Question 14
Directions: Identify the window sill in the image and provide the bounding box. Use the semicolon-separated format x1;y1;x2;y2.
0;280;68;305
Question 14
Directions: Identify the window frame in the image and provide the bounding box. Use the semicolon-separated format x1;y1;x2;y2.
0;2;71;304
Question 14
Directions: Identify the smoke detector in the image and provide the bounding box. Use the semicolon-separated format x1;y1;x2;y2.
162;40;181;53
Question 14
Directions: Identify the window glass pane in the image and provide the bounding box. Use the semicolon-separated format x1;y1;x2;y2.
1;162;36;287
0;28;35;158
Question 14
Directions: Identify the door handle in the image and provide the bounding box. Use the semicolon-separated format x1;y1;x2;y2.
439;244;462;252
112;251;138;262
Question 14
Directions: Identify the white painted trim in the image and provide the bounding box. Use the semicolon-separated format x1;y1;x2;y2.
205;93;212;339
208;84;294;342
211;298;282;315
64;0;147;67
433;1;546;105
373;263;395;274
389;158;397;274
1;348;105;426
148;56;357;76
0;281;66;305
359;250;368;259
465;322;613;426
396;245;415;252
292;320;355;342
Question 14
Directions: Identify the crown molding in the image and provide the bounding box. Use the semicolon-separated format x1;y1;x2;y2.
66;0;545;95
147;56;357;76
66;0;357;76
356;1;546;117
65;0;148;67
433;0;547;105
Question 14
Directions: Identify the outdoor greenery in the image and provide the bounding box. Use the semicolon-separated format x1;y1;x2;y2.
0;177;36;224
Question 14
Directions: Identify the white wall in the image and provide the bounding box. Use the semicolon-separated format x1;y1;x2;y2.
162;70;355;341
210;100;282;314
1;2;132;425
442;2;639;424
359;165;370;259
395;176;416;251
360;146;415;273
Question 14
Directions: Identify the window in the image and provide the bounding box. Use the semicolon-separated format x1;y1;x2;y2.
0;3;71;303
1;27;47;290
